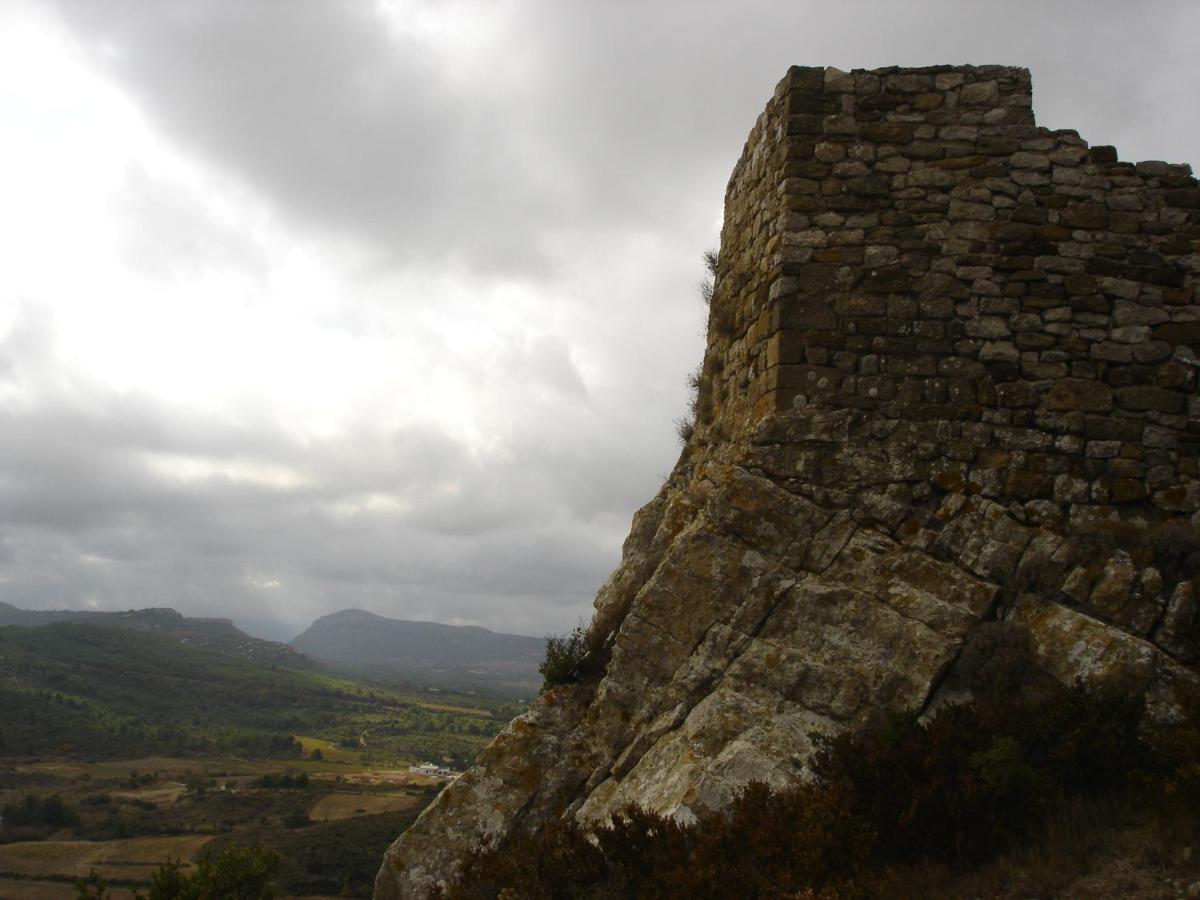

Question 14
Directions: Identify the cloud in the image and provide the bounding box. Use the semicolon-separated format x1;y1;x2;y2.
110;164;271;281
40;0;739;281
1;0;1195;644
0;303;640;638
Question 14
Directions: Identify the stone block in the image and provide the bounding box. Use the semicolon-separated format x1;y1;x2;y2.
1042;378;1113;412
1061;204;1109;229
860;122;914;144
1114;385;1186;414
959;80;1000;106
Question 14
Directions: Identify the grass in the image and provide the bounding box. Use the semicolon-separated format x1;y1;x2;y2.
0;877;142;899
294;734;361;764
414;701;493;717
308;791;419;822
0;753;444;897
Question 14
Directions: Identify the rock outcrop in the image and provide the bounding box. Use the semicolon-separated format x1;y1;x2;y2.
376;65;1200;898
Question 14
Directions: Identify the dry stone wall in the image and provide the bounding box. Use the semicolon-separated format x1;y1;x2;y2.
375;67;1200;899
709;65;1199;518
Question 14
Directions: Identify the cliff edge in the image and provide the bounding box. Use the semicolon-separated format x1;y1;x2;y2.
376;65;1200;898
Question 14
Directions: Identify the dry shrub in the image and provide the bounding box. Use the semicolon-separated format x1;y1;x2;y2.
447;639;1188;899
954;621;1035;696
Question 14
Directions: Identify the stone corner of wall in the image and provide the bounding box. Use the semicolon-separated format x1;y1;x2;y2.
705;64;1200;518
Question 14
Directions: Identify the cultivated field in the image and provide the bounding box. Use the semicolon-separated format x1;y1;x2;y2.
0;755;440;897
308;791;419;822
0;834;211;880
0;878;140;899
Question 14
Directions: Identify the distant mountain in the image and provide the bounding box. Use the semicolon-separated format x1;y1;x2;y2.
291;609;545;695
0;602;308;667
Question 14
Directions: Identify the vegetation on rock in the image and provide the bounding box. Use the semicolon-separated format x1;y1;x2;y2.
538;626;589;690
446;646;1200;899
675;248;720;445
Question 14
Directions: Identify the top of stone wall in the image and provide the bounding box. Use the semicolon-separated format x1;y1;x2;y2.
774;64;1034;128
703;63;1200;526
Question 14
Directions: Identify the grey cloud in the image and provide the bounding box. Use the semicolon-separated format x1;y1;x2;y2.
44;0;1199;286
46;0;564;275
7;0;1198;644
0;310;636;636
43;0;738;279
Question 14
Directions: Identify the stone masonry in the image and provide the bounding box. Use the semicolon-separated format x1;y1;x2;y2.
376;67;1200;899
707;65;1199;515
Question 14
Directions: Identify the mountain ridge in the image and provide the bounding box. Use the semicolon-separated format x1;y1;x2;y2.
0;601;308;667
291;608;545;695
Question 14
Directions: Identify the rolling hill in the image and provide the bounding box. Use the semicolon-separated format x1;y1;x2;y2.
0;602;308;667
290;609;545;695
0;618;512;763
0;620;348;758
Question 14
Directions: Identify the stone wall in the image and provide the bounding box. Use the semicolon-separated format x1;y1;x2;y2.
705;65;1200;520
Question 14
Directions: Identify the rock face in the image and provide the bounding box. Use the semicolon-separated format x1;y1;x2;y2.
375;65;1200;898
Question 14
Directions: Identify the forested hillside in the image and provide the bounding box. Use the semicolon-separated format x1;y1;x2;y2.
0;602;307;666
0;622;515;763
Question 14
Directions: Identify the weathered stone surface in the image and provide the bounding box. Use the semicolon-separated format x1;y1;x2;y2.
1088;551;1137;618
1011;596;1196;723
1043;378;1113;412
375;65;1200;898
1156;581;1199;663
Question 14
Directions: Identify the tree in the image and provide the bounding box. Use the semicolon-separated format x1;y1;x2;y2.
74;871;109;899
140;846;281;899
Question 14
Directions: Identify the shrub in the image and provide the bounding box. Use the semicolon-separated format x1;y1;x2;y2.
1069;519;1200;589
538;626;589;690
698;248;719;306
954;621;1035;696
142;846;281;899
74;871;109;899
674;415;695;445
451;659;1178;899
282;810;311;829
676;249;723;446
1147;521;1200;584
2;793;80;830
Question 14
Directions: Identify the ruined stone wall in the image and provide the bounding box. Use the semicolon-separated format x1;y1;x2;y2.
706;65;1200;519
376;67;1200;899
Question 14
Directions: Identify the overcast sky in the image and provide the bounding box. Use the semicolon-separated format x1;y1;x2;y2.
0;0;1196;641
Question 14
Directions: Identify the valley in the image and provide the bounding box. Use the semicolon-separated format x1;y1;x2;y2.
0;610;531;898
